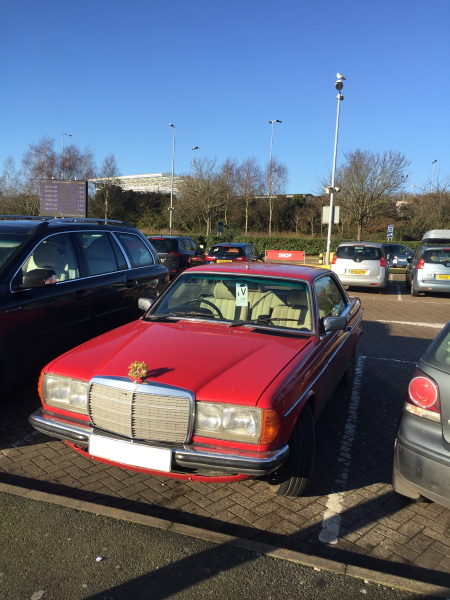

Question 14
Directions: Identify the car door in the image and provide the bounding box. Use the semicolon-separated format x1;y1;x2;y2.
13;233;91;370
312;274;351;412
114;230;168;308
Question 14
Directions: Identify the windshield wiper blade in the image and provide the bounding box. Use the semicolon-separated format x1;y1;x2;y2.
228;317;302;328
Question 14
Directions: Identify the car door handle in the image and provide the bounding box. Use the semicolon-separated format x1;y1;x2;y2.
74;289;89;299
126;279;138;288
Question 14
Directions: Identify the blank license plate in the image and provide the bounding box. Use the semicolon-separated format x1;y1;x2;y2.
349;269;367;275
437;274;450;280
216;259;233;263
89;434;172;472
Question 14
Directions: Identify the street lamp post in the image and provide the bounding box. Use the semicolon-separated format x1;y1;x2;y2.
191;146;200;172
169;124;176;235
268;119;282;235
62;133;72;179
431;160;437;192
325;76;344;265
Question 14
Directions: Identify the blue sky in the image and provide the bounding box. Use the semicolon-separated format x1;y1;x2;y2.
1;0;449;195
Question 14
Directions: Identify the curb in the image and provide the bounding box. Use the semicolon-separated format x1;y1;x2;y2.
1;482;449;597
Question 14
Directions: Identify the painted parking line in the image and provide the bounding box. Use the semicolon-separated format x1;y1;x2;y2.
319;355;416;545
396;285;402;301
376;320;445;329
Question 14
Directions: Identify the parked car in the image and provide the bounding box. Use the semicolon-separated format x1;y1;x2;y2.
148;236;205;278
406;246;450;297
205;242;262;263
30;263;363;497
382;243;414;269
0;216;168;386
393;321;450;509
331;242;389;292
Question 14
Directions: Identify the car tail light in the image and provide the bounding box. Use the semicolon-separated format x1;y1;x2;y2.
417;258;425;269
404;368;441;422
331;254;337;265
204;256;215;261
234;256;248;261
169;251;181;258
380;256;386;267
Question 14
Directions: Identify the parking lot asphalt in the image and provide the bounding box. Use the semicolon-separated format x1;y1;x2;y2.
2;272;450;596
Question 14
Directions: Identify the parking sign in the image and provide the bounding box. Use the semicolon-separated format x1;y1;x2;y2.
387;224;394;240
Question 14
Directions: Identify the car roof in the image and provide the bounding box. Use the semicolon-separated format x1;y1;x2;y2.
0;217;136;236
185;262;330;283
337;241;383;248
211;242;251;247
148;236;191;240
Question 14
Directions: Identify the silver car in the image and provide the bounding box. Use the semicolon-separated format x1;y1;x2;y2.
393;321;450;508
406;245;450;296
331;242;388;292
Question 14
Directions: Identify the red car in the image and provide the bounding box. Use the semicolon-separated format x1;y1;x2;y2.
30;263;363;497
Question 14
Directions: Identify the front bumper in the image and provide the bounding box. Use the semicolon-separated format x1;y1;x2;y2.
392;412;450;509
29;408;289;476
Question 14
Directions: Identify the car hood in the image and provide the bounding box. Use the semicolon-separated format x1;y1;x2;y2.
46;320;312;405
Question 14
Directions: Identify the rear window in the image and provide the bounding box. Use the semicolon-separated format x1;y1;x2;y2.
336;246;382;260
149;238;177;253
423;249;450;264
210;246;245;257
422;323;450;375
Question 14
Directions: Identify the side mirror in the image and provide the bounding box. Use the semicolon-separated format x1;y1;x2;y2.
138;297;156;312
15;269;57;290
323;315;347;332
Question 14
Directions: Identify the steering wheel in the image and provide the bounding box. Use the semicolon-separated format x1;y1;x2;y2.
182;298;224;319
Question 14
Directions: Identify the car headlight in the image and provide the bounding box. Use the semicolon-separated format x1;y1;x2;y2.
194;402;269;443
42;373;89;415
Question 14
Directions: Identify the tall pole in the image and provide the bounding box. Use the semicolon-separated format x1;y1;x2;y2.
268;119;281;235
169;124;176;235
191;146;200;172
431;159;437;192
325;79;344;265
62;133;72;179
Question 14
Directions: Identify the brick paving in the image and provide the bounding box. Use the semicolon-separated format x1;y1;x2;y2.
2;277;450;589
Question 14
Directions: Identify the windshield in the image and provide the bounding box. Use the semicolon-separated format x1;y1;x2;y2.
209;246;245;257
149;238;177;253
149;272;313;332
0;234;26;274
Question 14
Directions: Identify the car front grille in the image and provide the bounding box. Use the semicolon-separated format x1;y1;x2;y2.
89;383;191;443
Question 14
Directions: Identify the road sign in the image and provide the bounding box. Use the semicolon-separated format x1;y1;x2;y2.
387;224;394;240
322;206;340;224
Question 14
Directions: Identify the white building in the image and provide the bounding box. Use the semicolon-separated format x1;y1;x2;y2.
89;173;184;194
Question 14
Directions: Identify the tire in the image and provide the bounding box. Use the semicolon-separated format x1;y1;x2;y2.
340;351;355;387
411;282;420;297
378;286;387;294
267;404;315;497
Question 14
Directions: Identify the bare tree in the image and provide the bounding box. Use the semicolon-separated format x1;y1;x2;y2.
264;159;288;235
235;157;263;235
333;149;410;241
219;158;238;226
62;145;96;181
22;136;59;195
176;158;231;235
94;155;121;220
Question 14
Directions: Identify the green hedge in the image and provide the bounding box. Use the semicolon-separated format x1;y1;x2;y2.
188;235;422;255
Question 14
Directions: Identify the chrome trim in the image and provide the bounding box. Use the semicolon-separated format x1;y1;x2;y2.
282;309;363;420
174;444;289;475
29;408;288;476
29;409;92;444
110;231;132;269
88;376;196;444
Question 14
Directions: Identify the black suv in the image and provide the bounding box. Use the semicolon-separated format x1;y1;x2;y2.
0;216;168;385
148;236;205;278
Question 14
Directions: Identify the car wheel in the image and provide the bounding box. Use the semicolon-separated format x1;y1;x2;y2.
378;286;387;294
411;282;420;297
266;404;314;497
340;351;355;387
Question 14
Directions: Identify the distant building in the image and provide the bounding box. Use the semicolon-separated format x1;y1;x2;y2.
89;173;185;194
